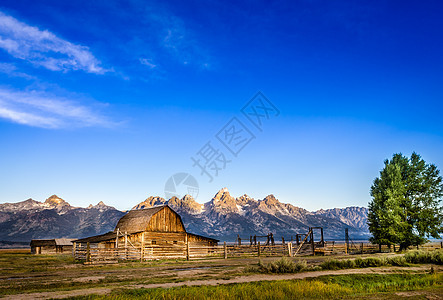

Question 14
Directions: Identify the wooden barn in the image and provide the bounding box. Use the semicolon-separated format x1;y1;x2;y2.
73;205;218;262
30;239;74;254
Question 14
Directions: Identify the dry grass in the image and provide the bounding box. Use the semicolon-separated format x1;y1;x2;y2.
67;273;443;299
1;248;442;298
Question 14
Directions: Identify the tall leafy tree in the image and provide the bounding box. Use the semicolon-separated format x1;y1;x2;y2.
368;153;443;250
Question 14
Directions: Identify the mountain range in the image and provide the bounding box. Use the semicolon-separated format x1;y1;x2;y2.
0;188;369;243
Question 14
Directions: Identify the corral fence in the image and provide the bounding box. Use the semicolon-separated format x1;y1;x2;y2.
329;241;443;255
73;242;290;263
73;240;442;263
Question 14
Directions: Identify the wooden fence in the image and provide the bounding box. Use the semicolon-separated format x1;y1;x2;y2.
73;241;295;263
326;241;443;255
73;241;443;263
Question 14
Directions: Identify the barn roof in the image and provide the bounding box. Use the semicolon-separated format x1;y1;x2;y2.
113;205;168;233
30;239;55;247
74;231;120;243
187;232;219;242
55;239;74;246
30;239;74;246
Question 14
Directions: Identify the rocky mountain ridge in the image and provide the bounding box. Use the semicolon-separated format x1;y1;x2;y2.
0;195;124;242
128;187;369;240
0;189;369;242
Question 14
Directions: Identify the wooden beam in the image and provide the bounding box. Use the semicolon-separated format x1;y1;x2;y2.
124;231;128;260
320;228;324;247
86;242;90;263
294;228;312;256
310;229;315;255
72;241;76;259
186;234;189;261
140;232;145;262
115;228;119;249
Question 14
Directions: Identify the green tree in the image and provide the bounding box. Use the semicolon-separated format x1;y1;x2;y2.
368;152;443;250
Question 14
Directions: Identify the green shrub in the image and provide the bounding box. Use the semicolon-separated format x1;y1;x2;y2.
320;259;355;270
320;257;388;270
385;256;409;267
353;257;386;268
257;257;307;273
405;250;443;265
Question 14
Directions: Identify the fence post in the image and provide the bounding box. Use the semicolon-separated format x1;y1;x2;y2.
224;241;227;259
140;232;144;262
86;242;90;263
72;241;76;259
186;234;190;261
258;242;261;257
310;229;315;255
361;242;363;254
125;232;128;260
288;242;293;257
115;228;119;259
320;228;325;247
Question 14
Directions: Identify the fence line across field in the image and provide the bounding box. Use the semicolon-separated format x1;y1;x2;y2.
73;241;442;263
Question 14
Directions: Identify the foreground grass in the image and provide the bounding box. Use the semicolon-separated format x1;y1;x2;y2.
0;251;75;273
68;273;443;300
1;249;441;297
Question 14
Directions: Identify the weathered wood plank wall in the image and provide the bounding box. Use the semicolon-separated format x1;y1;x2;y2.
145;208;186;232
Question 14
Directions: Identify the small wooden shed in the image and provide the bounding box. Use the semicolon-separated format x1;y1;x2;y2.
30;239;74;254
73;205;218;261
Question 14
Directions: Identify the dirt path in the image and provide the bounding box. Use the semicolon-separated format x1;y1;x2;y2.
3;265;439;300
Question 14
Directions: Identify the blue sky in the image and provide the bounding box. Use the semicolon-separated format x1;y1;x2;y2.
0;0;442;211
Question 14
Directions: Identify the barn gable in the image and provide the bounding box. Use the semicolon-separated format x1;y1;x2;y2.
114;205;186;233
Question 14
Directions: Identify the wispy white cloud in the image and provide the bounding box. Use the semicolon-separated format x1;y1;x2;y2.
0;62;35;80
0;87;116;129
139;58;157;69
160;16;211;68
141;6;211;69
0;11;108;74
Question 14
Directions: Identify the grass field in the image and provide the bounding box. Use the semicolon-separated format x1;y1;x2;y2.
0;248;442;299
69;273;443;299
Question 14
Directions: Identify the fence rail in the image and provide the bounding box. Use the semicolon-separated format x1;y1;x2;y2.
73;241;443;263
